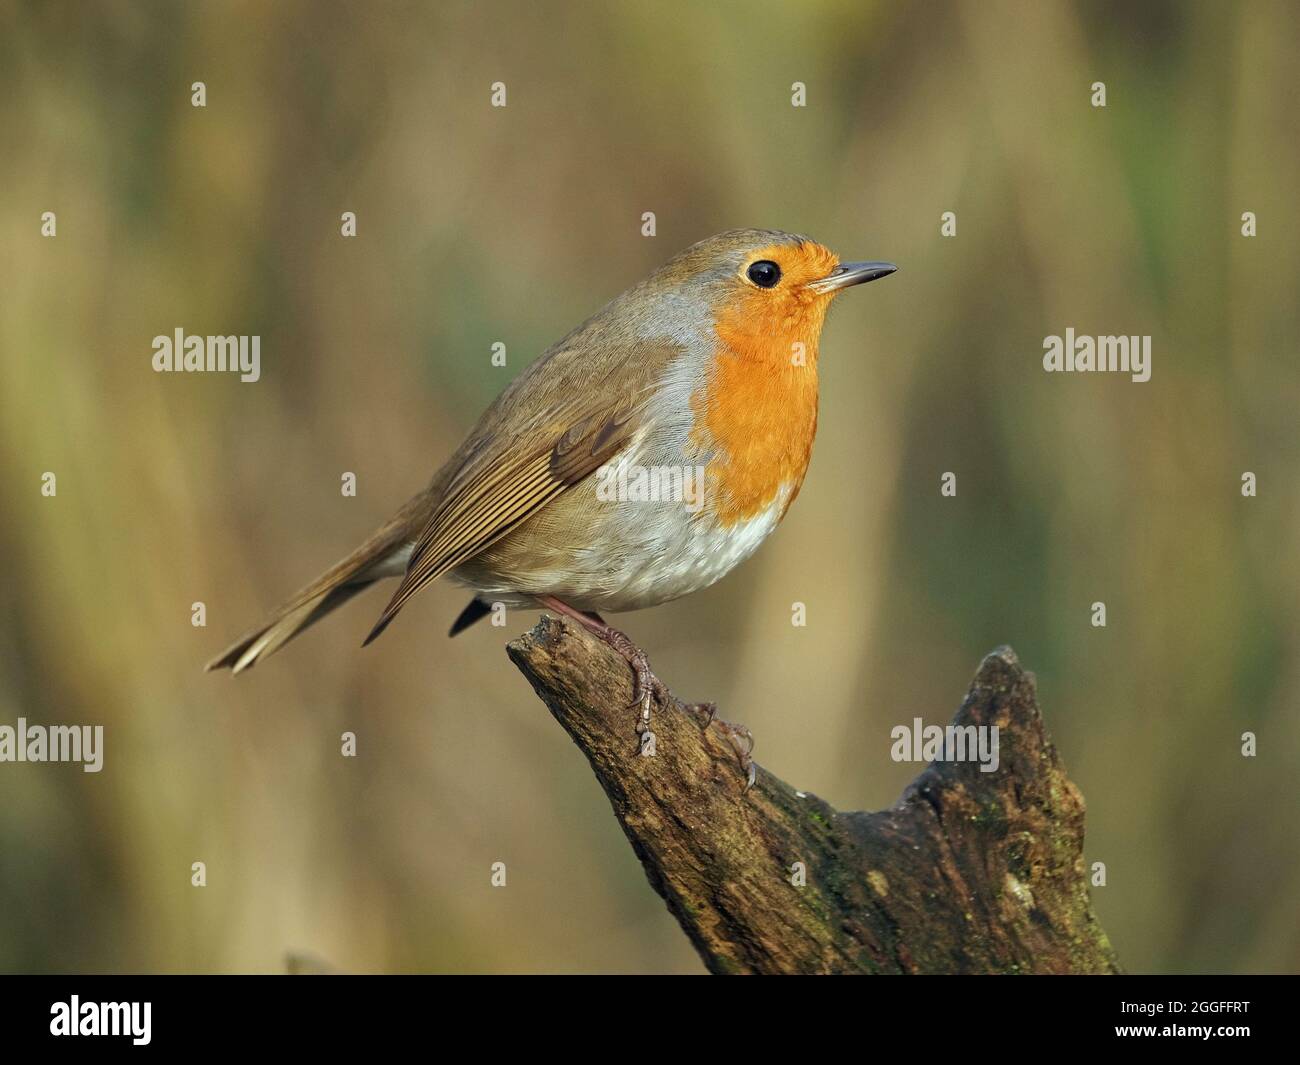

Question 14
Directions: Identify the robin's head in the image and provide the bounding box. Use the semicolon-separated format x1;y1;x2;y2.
644;229;895;358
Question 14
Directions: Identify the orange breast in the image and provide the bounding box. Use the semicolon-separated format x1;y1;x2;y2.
690;298;824;527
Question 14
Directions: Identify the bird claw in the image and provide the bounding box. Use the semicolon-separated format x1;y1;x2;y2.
680;701;717;728
711;719;757;790
590;621;754;788
631;689;654;734
627;666;669;737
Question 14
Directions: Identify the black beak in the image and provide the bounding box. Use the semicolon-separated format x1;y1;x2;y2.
808;260;897;294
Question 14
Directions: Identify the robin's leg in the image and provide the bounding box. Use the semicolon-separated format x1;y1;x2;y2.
536;596;754;787
536;596;663;731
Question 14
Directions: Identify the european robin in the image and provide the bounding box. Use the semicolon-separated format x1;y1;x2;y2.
209;229;895;774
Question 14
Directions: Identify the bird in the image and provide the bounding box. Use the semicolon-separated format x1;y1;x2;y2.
208;229;895;774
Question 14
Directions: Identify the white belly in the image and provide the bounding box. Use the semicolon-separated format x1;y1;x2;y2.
452;480;792;614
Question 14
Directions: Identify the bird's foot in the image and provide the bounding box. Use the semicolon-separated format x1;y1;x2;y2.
598;634;756;789
536;597;756;788
595;626;663;735
715;718;757;790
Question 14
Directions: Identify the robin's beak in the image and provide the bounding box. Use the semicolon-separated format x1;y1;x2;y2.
807;260;897;294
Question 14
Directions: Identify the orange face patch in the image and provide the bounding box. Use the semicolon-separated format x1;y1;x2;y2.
689;241;842;526
718;241;841;352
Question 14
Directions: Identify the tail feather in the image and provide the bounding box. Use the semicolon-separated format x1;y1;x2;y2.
448;597;492;637
208;579;377;674
207;499;424;674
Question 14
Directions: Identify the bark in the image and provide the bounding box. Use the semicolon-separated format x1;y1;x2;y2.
507;616;1120;975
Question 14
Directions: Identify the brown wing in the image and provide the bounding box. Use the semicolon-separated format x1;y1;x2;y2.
362;394;644;645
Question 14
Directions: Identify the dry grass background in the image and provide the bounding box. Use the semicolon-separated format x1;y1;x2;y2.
0;0;1296;973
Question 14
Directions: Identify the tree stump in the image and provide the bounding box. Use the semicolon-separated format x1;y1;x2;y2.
507;616;1120;975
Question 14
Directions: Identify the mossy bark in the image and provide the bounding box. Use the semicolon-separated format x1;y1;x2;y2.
507;616;1120;975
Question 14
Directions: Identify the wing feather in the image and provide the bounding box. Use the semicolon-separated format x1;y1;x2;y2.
362;337;686;645
363;407;638;643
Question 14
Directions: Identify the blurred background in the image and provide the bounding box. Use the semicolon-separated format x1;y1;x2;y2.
1;0;1296;974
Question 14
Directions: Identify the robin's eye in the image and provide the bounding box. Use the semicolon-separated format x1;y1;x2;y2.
746;260;781;288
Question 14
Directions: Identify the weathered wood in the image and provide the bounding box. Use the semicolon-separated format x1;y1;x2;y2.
507;616;1120;975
